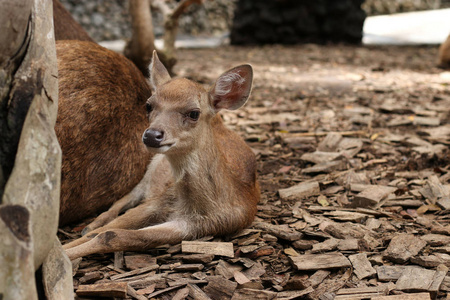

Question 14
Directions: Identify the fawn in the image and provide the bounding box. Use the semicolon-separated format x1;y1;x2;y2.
63;52;260;259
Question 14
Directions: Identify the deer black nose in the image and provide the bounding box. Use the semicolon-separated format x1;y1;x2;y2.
143;129;164;148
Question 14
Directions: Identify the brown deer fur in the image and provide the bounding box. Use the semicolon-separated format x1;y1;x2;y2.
63;52;259;259
439;34;450;69
53;0;93;42
55;40;152;225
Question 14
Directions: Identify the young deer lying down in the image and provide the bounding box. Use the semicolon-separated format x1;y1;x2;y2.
64;52;260;260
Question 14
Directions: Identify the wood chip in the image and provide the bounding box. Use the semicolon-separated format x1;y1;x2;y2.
127;274;166;289
376;265;407;281
188;283;212;300
410;254;450;268
172;287;190;300
428;264;448;294
78;271;103;284
289;252;351;271
214;260;243;280
174;253;215;264
114;251;124;269
300;151;342;164
124;254;157;270
277;286;314;300
353;185;397;208
335;286;389;299
372;293;431;300
395;267;437;292
348;253;376;279
278;181;320;200
147;285;185;299
182;241;234;258
311;238;339;253
253;222;302;241
421;234;450;246
174;264;204;272
233;271;250;285
301;160;345;174
383;233;427;263
231;288;277;300
135;283;156;295
127;285;147;300
110;265;159;281
308;270;331;287
317;132;343;152
325;210;369;222
242;262;266;280
204;276;237;299
337;238;359;251
76;282;128;298
437;197;450;210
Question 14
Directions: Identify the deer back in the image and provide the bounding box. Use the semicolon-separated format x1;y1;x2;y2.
55;40;152;225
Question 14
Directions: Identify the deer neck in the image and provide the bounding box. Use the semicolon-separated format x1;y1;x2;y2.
165;128;224;211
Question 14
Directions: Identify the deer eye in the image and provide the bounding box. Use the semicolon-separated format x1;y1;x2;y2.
145;103;153;113
188;110;200;121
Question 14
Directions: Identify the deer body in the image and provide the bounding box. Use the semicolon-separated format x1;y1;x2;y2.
56;40;152;225
64;53;259;259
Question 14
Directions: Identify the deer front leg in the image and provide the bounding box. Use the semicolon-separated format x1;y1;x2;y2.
63;200;169;250
65;220;187;260
81;168;153;235
81;193;141;236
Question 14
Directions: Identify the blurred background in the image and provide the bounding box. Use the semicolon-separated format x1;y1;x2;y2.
58;0;450;46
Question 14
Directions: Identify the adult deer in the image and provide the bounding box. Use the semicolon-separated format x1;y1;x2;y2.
63;52;260;260
55;40;152;225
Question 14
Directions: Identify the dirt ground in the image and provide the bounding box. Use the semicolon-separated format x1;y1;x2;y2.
62;44;450;299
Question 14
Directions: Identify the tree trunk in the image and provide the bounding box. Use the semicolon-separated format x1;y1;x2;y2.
0;0;71;298
124;0;157;77
125;0;202;76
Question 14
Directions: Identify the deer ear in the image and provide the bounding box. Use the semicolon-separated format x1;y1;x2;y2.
210;64;253;112
149;51;171;89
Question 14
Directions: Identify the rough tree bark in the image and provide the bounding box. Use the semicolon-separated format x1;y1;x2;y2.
125;0;202;76
124;0;157;77
438;33;450;68
0;0;72;299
